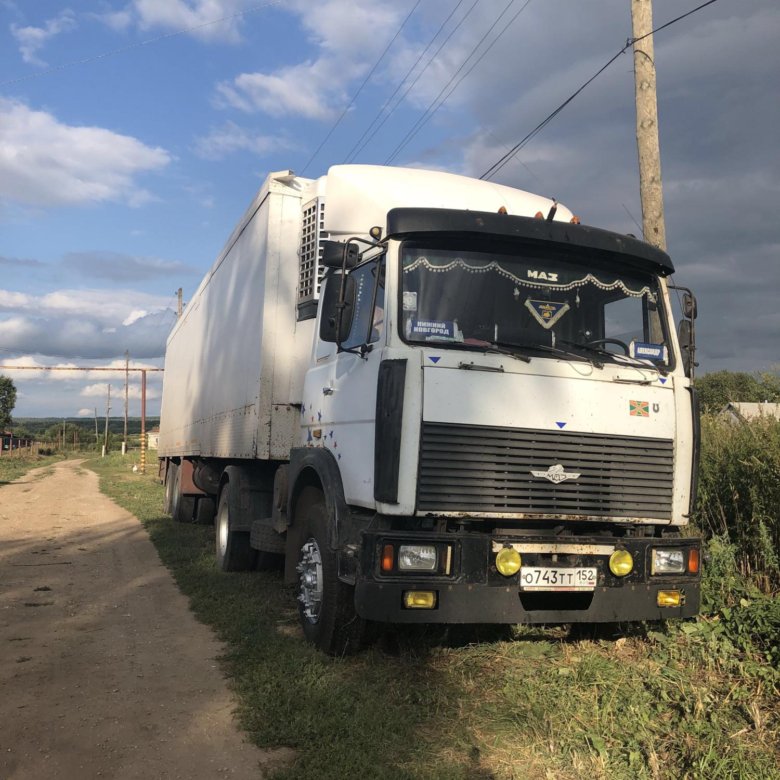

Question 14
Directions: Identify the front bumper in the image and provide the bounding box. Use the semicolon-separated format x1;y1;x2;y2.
353;531;700;624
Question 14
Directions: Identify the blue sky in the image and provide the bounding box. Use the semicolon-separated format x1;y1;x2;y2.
1;0;778;418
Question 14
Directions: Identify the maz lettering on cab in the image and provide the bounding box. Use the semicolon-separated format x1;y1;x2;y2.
527;269;558;282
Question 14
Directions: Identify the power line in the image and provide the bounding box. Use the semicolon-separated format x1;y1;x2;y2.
0;1;283;88
480;0;720;181
388;0;535;164
344;0;472;164
385;0;534;165
299;0;421;176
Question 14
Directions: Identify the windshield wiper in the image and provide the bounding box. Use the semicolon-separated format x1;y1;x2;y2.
466;341;531;363
522;342;604;369
559;340;668;376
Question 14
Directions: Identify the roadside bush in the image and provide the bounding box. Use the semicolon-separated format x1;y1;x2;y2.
696;414;780;590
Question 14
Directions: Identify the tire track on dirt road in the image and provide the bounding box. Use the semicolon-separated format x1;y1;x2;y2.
0;459;292;779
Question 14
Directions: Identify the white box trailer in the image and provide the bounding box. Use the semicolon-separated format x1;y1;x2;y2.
159;164;701;654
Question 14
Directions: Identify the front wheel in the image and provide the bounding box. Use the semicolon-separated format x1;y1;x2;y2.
295;487;365;655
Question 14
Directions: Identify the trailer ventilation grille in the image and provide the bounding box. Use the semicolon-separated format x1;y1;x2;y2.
417;422;674;520
298;198;327;306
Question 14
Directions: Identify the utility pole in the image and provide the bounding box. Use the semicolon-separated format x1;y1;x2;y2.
102;384;111;457
176;288;183;319
123;351;129;456
140;369;147;475
631;0;666;251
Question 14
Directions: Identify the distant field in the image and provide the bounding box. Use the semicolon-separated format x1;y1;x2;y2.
85;450;779;780
13;417;160;438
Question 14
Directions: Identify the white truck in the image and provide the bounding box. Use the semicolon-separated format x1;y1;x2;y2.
158;165;701;654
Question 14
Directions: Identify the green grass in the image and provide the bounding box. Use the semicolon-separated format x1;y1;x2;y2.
0;450;68;485
86;452;780;780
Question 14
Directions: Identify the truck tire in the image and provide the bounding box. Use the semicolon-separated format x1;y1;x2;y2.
171;464;196;523
215;479;256;572
163;461;178;515
294;487;365;655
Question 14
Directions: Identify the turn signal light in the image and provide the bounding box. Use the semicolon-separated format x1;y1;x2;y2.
495;547;521;577
381;544;394;573
609;549;634;577
688;548;700;574
657;590;683;608
403;591;437;609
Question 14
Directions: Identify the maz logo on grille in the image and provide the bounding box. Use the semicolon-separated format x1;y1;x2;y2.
530;464;581;484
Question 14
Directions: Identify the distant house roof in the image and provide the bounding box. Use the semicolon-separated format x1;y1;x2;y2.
721;402;780;423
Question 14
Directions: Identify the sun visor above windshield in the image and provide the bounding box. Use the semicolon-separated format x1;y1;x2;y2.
386;208;675;277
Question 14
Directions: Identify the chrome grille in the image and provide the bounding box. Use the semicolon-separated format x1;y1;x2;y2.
417;423;674;519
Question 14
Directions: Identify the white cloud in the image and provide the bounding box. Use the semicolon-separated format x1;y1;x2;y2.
80;382;159;401
11;10;77;67
101;0;252;43
0;99;170;208
0;288;171;324
77;408;94;417
0;289;176;360
216;0;402;120
97;9;134;32
193;121;294;159
123;310;149;326
217;63;348;120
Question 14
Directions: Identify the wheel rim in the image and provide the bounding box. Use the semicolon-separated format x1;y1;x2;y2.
217;500;229;558
297;538;324;624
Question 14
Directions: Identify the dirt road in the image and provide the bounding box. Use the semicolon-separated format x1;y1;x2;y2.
0;460;289;779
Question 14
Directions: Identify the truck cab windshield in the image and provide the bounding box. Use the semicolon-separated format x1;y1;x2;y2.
400;242;670;369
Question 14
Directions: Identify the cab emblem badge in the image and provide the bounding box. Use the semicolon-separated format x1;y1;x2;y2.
531;464;581;484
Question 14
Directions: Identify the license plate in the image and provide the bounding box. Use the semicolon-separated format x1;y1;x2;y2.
519;567;597;591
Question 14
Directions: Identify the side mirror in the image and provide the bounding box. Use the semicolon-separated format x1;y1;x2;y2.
320;240;359;270
678;319;694;378
319;273;356;343
682;291;697;320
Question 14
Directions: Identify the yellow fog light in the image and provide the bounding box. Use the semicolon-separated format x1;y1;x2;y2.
403;591;437;609
609;549;634;577
657;590;683;608
495;547;521;577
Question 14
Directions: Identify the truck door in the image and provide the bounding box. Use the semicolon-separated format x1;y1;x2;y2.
303;256;385;508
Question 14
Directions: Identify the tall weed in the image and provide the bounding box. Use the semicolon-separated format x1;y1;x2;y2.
696;414;780;590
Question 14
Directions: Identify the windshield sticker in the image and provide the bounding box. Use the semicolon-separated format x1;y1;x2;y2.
525;299;570;329
629;400;650;417
630;341;668;362
403;291;418;311
410;319;456;339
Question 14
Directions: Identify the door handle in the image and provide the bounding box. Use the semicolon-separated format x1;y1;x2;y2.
322;387;334;395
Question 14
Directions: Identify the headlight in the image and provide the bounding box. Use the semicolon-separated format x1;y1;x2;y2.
609;549;634;577
495;547;521;577
652;548;685;574
398;544;437;571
